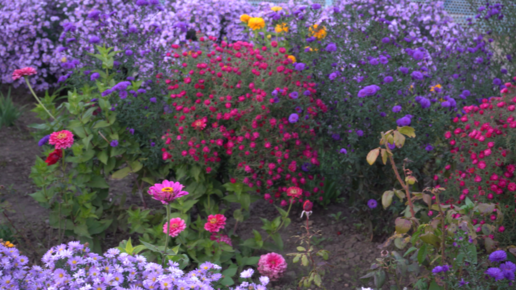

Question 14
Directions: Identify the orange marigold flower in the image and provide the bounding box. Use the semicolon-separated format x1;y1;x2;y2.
309;24;327;40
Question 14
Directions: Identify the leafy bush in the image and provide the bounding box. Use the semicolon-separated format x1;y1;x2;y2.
0;241;271;289
0;88;23;129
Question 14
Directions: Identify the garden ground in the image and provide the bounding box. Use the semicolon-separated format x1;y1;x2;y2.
0;89;387;289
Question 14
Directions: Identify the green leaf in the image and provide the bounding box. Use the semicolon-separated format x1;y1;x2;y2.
242;256;259;266
111;167;131;180
83;135;94;150
374;270;386;288
96;150;109;165
74;223;92;239
218;276;234;287
429;281;444;290
89;175;109;188
314;273;322;287
128;160;143;173
222;265;238;278
466;243;478;264
301;254;309;267
417;244;428;264
382;190;394;209
403;247;418;257
297;246;306;252
93;120;111;129
233;209;244;222
420;232;440;248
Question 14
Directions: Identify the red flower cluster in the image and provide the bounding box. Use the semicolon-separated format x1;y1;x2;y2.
441;76;516;210
159;37;327;204
45;149;63;166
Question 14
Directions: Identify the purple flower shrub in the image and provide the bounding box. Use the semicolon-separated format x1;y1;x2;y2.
276;0;509;212
0;241;270;289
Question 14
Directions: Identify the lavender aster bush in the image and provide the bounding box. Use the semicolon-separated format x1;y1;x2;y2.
0;242;269;289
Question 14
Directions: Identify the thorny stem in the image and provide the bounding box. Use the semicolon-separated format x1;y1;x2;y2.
24;77;55;120
386;151;415;218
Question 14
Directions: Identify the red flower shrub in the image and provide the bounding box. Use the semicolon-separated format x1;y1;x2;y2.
440;76;516;234
160;37;327;203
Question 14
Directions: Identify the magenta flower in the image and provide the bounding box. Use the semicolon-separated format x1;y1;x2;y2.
148;180;188;204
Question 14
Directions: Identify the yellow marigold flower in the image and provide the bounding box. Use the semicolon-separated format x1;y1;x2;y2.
271;6;283;12
240;14;251;23
266;34;271;39
275;23;289;33
430;84;442;92
309;24;327;40
61;57;67;63
248;17;265;30
287;55;296;63
409;84;414;92
304;46;319;52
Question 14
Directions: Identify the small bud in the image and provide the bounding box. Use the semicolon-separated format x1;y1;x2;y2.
303;200;313;212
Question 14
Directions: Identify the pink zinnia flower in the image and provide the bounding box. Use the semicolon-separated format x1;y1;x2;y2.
163;218;186;237
258;252;287;281
204;214;226;233
148;180;188;204
286;186;302;198
210;233;232;246
12;67;37;80
49;130;74;149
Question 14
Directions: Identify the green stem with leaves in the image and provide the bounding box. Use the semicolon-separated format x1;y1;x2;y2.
162;203;171;264
24;77;55;120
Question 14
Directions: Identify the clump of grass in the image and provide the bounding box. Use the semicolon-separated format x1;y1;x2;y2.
0;88;23;129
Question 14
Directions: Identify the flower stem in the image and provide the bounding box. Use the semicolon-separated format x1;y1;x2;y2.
24;77;55;120
163;203;171;265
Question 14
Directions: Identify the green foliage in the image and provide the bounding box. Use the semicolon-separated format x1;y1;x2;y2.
0;87;23;129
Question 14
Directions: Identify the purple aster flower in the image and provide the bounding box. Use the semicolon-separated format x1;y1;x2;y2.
311;3;321;9
501;68;508;74
329;72;338;80
38;135;50;146
288;113;299;123
326;43;337;52
136;0;149;6
369;58;379;65
458;278;469;286
486;267;504;281
295;63;306;71
413;50;424;60
126;77;135;81
56;46;67;53
504;270;515;281
113;81;131;91
489;250;507;262
493;78;502;85
125;49;133;56
289;91;299;99
110;140;119;147
303;90;311;96
432;266;443;274
356;130;364;137
90;72;100;81
87;9;101;20
137;89;147;94
381;37;390;43
380;112;387;117
425;145;434;151
101;89;113;97
392;105;401;113
384;76;393;83
462;90;471;97
367;199;377;209
331;134;341;141
340;148;347;154
501;262;516;273
301;163;312;172
411;71;424;80
89;36;100;44
441;101;451;107
379;56;388;64
419;97;431;108
295;106;303;113
119;90;128;99
271;90;278;97
128;128;135;135
128;25;138;34
358;85;380;97
388;142;396;150
66;37;76;43
396;116;411;126
150;97;157;103
399;67;409;74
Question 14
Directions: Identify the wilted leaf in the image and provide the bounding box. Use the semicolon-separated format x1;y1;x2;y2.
398;126;416;138
367;148;380;165
420;232;440;248
382;190;394;209
393;131;406;148
484;237;497;253
395;218;412;234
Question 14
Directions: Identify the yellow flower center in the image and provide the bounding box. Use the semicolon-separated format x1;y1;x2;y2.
210;218;218;224
57;133;67;139
161;187;174;193
59;274;64;278
171;223;179;228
